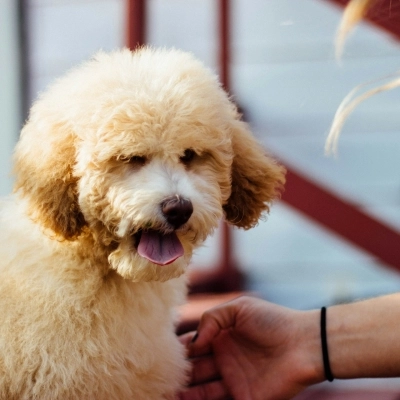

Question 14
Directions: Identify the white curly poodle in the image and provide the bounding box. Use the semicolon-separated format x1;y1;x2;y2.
0;47;285;399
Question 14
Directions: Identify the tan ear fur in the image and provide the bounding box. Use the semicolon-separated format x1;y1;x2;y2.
223;119;285;229
13;118;85;240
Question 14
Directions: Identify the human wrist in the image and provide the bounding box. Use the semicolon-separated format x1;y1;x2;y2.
292;309;326;386
317;303;368;380
324;301;367;379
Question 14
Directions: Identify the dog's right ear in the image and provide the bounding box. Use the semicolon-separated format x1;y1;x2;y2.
13;116;86;240
223;118;286;229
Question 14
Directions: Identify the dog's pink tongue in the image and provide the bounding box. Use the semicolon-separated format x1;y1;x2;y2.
138;231;184;265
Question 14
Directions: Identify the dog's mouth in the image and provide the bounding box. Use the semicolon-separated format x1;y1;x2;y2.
134;230;184;266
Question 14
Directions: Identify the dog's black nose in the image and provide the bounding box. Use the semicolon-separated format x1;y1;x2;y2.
161;196;193;229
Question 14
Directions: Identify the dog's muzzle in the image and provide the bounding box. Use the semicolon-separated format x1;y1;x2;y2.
136;196;193;266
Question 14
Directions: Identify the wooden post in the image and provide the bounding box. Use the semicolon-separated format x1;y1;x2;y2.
126;0;146;50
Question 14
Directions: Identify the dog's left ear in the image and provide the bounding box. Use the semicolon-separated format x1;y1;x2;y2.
223;119;286;229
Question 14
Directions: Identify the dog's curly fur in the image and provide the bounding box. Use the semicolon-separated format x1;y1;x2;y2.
0;47;285;399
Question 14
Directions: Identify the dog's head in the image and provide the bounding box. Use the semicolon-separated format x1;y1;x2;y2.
14;48;285;282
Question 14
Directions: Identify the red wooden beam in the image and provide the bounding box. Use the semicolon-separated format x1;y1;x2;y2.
219;0;231;91
325;0;400;42
189;0;243;294
282;166;400;270
213;0;244;291
126;0;146;50
217;0;239;283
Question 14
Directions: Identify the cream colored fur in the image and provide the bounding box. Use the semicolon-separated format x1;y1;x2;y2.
0;47;285;399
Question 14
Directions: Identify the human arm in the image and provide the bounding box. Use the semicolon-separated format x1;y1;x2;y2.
180;293;400;400
179;295;323;400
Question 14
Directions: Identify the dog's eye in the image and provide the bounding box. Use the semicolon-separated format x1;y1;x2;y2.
120;155;147;166
180;149;196;165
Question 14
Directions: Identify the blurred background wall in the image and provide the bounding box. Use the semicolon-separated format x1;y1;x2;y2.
0;0;22;196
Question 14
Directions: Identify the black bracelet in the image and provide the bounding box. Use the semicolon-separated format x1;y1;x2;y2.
320;307;335;382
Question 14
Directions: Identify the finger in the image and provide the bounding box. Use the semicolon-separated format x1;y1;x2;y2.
187;340;214;359
179;380;230;400
190;356;220;385
192;297;242;349
179;331;197;347
179;331;214;358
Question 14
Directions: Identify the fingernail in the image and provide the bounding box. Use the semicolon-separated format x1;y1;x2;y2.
191;332;198;343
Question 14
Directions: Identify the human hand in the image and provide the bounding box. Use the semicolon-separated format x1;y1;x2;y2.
179;296;323;400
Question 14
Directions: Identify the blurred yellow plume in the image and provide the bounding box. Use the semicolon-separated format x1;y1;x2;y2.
335;0;377;59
